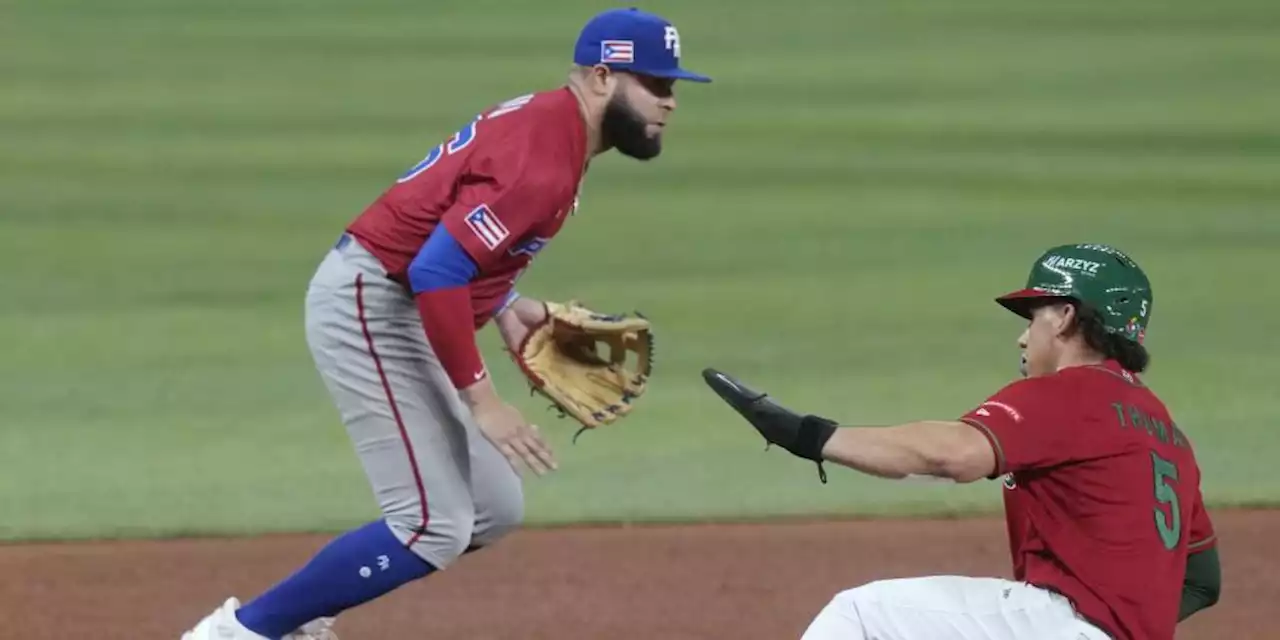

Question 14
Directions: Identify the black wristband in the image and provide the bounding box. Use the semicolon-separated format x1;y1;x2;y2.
793;415;838;462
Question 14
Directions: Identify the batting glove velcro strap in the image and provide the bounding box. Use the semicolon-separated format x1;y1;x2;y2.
794;415;838;463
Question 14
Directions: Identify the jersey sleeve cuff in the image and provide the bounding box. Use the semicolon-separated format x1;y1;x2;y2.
960;417;1007;479
408;227;479;294
1188;535;1217;552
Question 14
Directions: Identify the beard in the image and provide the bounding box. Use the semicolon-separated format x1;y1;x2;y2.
601;93;662;160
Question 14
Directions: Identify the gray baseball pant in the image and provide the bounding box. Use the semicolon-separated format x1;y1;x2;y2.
302;233;523;569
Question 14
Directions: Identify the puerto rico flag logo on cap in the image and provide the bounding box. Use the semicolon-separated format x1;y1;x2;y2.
464;204;509;250
601;40;634;63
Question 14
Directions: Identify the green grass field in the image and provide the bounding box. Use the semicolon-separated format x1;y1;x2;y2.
3;0;1279;541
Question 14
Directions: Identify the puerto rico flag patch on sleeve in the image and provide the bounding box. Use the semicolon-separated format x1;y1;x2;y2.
464;204;509;250
601;40;635;63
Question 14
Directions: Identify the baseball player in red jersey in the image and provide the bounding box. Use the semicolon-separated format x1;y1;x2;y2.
704;243;1221;640
181;8;709;640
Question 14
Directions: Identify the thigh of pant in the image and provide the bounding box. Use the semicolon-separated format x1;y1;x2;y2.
802;576;1109;640
304;237;507;568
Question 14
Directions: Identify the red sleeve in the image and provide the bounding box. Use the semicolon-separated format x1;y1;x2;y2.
417;127;569;390
415;287;485;389
958;378;1102;476
439;131;567;273
1186;485;1217;553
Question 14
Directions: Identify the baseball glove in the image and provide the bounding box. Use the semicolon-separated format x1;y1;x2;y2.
514;301;654;438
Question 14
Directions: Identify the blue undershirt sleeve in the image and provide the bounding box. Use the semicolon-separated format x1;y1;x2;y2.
407;225;479;294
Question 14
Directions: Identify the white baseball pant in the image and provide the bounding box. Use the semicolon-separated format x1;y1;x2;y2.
800;576;1111;640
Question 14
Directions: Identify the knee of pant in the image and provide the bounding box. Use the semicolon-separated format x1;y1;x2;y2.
827;586;854;604
828;586;873;621
433;525;476;567
802;588;867;640
838;582;882;607
384;510;474;568
471;493;524;548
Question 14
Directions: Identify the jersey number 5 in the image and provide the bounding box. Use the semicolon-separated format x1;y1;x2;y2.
1150;450;1181;550
396;93;535;184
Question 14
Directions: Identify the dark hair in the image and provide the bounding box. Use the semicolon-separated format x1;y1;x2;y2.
1075;304;1150;373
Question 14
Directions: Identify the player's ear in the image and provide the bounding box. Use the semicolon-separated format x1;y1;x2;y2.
588;64;618;97
1055;301;1079;338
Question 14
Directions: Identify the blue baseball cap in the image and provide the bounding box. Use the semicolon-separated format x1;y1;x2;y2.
573;8;711;83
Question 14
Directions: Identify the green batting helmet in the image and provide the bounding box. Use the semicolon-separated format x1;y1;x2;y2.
996;243;1153;344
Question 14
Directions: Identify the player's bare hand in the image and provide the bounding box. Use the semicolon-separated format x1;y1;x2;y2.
472;399;558;476
496;296;549;354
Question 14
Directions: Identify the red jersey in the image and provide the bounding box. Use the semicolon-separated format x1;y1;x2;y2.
346;87;587;328
960;360;1216;640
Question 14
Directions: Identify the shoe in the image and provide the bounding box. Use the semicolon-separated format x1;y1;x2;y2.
181;598;269;639
286;617;339;640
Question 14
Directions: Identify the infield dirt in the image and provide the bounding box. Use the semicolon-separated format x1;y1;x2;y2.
3;509;1272;639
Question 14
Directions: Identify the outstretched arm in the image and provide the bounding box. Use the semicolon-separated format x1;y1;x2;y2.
820;421;997;483
701;369;1001;483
